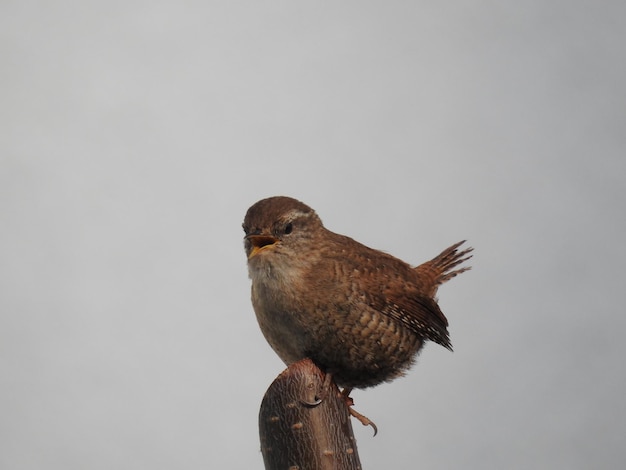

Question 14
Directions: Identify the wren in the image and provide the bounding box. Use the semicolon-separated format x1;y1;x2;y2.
243;196;472;389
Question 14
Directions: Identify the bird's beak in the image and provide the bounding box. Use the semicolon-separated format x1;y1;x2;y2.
246;235;279;259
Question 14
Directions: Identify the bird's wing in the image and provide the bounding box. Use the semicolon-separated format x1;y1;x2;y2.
374;292;453;350
319;233;465;351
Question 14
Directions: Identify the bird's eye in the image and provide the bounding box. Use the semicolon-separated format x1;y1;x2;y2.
284;223;293;235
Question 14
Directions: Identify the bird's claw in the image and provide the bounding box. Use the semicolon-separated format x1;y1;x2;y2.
348;405;378;436
342;388;378;436
301;396;323;407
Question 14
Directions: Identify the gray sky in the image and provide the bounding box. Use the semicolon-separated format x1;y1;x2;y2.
2;1;625;468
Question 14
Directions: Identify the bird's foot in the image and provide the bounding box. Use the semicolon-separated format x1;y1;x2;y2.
341;388;378;436
301;371;333;407
300;372;378;436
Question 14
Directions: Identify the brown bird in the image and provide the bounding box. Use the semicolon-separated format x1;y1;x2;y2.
243;196;472;390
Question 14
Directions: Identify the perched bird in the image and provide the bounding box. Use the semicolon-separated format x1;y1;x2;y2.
243;196;472;389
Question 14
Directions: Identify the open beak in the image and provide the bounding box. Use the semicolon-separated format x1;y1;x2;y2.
246;234;279;259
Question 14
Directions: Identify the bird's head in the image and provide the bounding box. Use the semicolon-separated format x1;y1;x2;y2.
242;196;324;264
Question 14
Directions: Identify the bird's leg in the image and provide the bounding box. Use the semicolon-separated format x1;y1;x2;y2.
341;388;378;436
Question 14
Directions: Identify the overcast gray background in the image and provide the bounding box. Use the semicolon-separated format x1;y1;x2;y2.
2;1;625;469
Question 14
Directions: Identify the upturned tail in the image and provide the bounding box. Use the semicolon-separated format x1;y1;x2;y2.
414;240;473;297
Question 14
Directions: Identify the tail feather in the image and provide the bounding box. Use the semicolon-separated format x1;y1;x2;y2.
414;240;473;296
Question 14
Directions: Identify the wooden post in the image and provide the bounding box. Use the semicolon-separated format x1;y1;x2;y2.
259;358;363;470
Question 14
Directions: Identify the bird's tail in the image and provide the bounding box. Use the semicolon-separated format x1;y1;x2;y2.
414;240;473;296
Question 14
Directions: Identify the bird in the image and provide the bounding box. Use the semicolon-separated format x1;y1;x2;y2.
243;196;472;390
